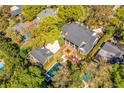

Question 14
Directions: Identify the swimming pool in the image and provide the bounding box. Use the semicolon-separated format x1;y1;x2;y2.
0;63;4;70
47;62;61;77
82;73;87;81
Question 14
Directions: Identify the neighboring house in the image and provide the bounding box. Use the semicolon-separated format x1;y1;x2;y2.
13;22;27;32
61;22;99;55
32;18;39;25
95;41;124;61
32;8;57;25
37;8;57;19
29;47;53;65
10;5;21;17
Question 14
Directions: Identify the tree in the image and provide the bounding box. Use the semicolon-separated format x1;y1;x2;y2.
0;35;46;88
85;5;113;29
0;36;20;57
26;16;61;48
89;59;113;88
52;62;82;88
105;25;116;35
110;17;121;26
116;6;124;21
5;28;22;44
112;64;124;88
120;31;124;42
0;12;9;32
0;5;11;18
58;5;86;23
22;5;46;21
66;60;72;70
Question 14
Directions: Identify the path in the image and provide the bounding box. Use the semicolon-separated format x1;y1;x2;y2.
113;5;120;12
82;80;89;88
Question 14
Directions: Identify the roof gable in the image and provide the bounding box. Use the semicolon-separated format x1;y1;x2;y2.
37;8;57;18
10;5;21;16
30;47;53;64
98;42;122;58
62;22;97;46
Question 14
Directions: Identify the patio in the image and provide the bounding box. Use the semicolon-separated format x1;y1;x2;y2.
61;45;84;63
43;44;85;71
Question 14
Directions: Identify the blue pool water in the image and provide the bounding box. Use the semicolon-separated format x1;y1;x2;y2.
82;73;87;81
0;63;4;70
47;62;61;77
45;75;51;82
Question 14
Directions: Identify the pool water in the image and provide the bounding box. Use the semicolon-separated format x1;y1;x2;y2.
47;62;61;77
45;75;51;82
22;34;28;41
82;73;87;81
0;63;4;70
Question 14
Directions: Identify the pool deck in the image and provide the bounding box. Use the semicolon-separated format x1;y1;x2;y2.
0;59;4;64
47;62;61;77
43;50;62;71
47;62;58;72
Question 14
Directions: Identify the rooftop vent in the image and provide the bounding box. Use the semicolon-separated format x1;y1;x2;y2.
46;51;50;54
92;32;97;36
41;47;45;49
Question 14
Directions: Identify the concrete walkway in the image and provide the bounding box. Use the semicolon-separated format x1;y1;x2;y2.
0;59;4;64
82;80;89;88
113;5;120;12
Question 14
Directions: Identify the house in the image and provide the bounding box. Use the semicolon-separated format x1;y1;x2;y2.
37;8;57;19
61;22;99;55
32;18;39;25
13;22;27;32
29;47;53;64
32;8;57;25
10;5;21;17
95;42;124;61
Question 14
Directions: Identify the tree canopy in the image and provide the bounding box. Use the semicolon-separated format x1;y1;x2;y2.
22;5;46;21
26;16;61;48
58;5;86;23
85;5;113;29
116;6;124;21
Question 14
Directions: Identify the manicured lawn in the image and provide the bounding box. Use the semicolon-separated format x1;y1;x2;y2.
43;50;62;71
86;33;113;62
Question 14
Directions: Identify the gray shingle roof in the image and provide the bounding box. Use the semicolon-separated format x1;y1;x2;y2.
13;22;28;32
30;47;53;64
37;8;57;18
62;23;99;54
118;44;124;52
32;18;39;25
10;5;21;17
13;22;25;32
62;23;94;46
97;42;122;59
82;35;98;54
